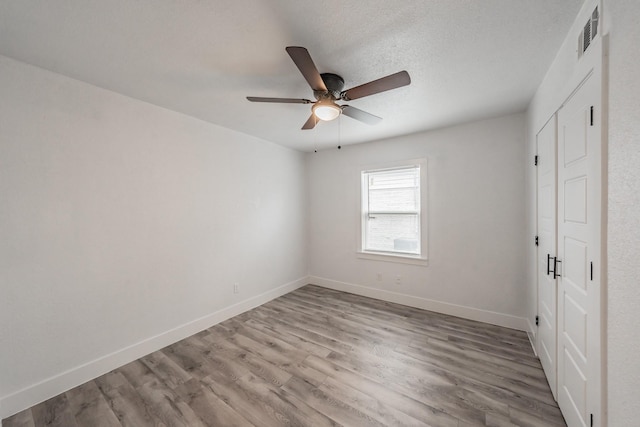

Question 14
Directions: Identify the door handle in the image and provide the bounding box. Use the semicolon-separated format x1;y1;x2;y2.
547;254;553;276
554;258;562;279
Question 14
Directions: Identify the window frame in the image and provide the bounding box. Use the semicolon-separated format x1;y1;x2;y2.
357;158;428;266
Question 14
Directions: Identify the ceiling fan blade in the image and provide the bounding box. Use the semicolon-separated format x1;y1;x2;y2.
341;105;382;125
247;96;313;104
341;70;411;101
301;114;317;130
286;46;328;92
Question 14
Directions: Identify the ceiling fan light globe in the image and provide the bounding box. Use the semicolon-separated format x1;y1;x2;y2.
313;103;341;121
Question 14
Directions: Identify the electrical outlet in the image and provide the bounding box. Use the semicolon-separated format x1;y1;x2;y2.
233;283;239;294
395;275;402;285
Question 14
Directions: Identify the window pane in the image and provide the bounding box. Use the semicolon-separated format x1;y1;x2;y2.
368;168;418;190
365;213;419;253
369;187;418;211
367;167;419;212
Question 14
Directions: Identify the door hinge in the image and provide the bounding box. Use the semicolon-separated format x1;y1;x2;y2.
590;106;594;126
535;236;539;246
534;155;538;166
535;315;539;326
590;262;594;281
590;413;594;426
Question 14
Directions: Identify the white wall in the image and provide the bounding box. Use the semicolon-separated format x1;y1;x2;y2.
307;114;527;328
605;0;640;423
0;55;308;417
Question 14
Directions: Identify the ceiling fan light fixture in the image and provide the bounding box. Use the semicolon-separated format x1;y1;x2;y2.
312;102;341;121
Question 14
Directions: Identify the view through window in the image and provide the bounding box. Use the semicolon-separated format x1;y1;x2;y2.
361;165;422;256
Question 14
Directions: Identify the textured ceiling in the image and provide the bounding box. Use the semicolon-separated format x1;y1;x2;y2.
0;1;583;151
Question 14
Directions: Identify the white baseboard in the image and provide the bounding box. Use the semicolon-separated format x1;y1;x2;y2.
0;276;309;421
527;317;538;357
309;276;528;331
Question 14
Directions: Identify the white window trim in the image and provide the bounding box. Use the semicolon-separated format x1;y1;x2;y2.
357;158;428;266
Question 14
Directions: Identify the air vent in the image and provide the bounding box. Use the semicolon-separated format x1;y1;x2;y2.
583;20;591;51
578;7;599;58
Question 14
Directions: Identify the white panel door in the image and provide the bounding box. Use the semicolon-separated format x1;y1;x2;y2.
536;116;558;400
556;69;602;427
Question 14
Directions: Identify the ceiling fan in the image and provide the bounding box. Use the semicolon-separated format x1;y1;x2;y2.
247;46;411;130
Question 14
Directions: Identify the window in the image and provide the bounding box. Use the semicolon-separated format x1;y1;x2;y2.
359;159;427;264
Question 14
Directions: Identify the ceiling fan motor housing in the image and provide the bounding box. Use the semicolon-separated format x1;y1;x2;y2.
316;73;344;100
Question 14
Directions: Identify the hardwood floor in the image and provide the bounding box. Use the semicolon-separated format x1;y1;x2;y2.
4;285;565;426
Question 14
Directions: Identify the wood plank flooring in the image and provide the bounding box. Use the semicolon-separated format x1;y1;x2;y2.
4;285;566;426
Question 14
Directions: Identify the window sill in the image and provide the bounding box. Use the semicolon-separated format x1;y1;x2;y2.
357;251;428;266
